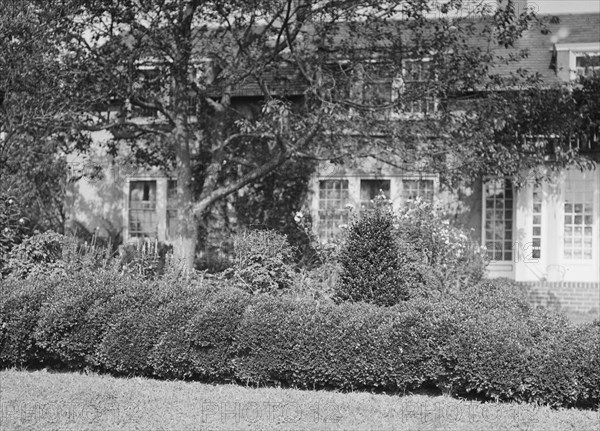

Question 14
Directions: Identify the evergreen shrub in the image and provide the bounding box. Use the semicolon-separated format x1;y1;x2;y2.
0;277;58;368
334;206;408;306
1;271;598;409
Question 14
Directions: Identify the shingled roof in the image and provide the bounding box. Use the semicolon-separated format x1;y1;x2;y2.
492;13;600;82
204;12;599;98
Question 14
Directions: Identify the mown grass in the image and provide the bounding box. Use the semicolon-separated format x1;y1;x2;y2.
1;369;598;430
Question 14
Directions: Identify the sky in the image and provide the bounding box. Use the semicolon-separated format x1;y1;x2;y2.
535;0;600;14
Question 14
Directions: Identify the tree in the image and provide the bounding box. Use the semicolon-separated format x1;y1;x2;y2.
5;0;589;269
0;1;93;235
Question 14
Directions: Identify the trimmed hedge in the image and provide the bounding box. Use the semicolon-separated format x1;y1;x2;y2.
1;273;598;409
0;277;59;368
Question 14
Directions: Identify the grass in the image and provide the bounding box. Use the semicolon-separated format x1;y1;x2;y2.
1;369;598;431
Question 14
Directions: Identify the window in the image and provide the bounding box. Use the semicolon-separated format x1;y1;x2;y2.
360;179;391;212
564;174;594;260
402;179;435;203
575;53;600;77
531;185;542;259
166;180;179;240
401;60;438;114
318;180;349;241
483;179;513;261
128;180;157;238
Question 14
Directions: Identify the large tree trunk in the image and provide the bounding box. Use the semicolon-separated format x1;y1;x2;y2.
173;115;197;272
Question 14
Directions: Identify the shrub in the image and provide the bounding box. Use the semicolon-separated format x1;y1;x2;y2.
0;277;58;368
395;199;488;298
229;229;295;294
92;280;165;376
5;231;67;279
149;285;249;381
1;261;598;409
118;239;173;278
33;269;127;369
0;194;30;274
335;204;408;306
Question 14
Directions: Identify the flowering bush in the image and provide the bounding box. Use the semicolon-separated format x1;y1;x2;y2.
395;198;489;297
0;195;29;274
5;231;69;279
227;229;295;294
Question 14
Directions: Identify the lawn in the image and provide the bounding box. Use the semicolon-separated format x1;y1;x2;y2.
1;369;598;430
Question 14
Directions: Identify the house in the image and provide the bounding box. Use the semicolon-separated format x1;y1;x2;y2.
65;5;599;314
307;11;600;314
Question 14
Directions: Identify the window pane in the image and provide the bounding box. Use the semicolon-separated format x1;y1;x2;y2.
318;180;349;241
483;179;513;261
129;181;157;238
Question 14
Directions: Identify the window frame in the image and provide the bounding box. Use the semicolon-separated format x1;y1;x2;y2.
127;179;158;239
481;177;515;263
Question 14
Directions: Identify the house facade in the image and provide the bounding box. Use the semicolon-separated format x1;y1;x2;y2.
308;12;600;313
66;9;599;314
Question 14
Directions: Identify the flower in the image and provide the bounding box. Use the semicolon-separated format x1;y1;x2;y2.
294;211;304;223
344;203;355;211
18;218;25;224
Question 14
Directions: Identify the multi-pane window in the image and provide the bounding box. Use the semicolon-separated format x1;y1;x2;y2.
402;179;435;203
360;179;391;212
166;180;178;240
402;60;437;114
129;180;157;238
318;180;349;241
564;175;594;260
531;186;542;259
483;179;513;261
575;53;600;77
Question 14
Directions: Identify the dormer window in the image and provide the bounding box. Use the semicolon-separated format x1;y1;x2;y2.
552;42;600;82
575;53;600;78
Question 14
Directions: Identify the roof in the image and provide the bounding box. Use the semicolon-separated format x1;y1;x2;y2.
492;13;600;82
204;12;600;98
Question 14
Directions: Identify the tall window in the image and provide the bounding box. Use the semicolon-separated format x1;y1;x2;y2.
402;60;437;114
360;179;391;212
564;174;594;260
166;180;178;240
531;186;543;259
318;180;349;241
402;179;434;203
483;179;513;261
129;180;157;238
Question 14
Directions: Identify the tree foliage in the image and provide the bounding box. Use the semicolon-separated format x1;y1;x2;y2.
2;0;597;266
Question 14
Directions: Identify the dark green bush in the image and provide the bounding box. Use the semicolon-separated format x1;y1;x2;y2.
335;207;408;306
92;280;166;376
1;264;598;409
0;277;57;368
149;285;249;381
34;269;127;369
234;297;444;391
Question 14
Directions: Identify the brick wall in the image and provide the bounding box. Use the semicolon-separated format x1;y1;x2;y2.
518;281;600;315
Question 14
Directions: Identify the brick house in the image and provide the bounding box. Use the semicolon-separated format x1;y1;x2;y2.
66;9;599;313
